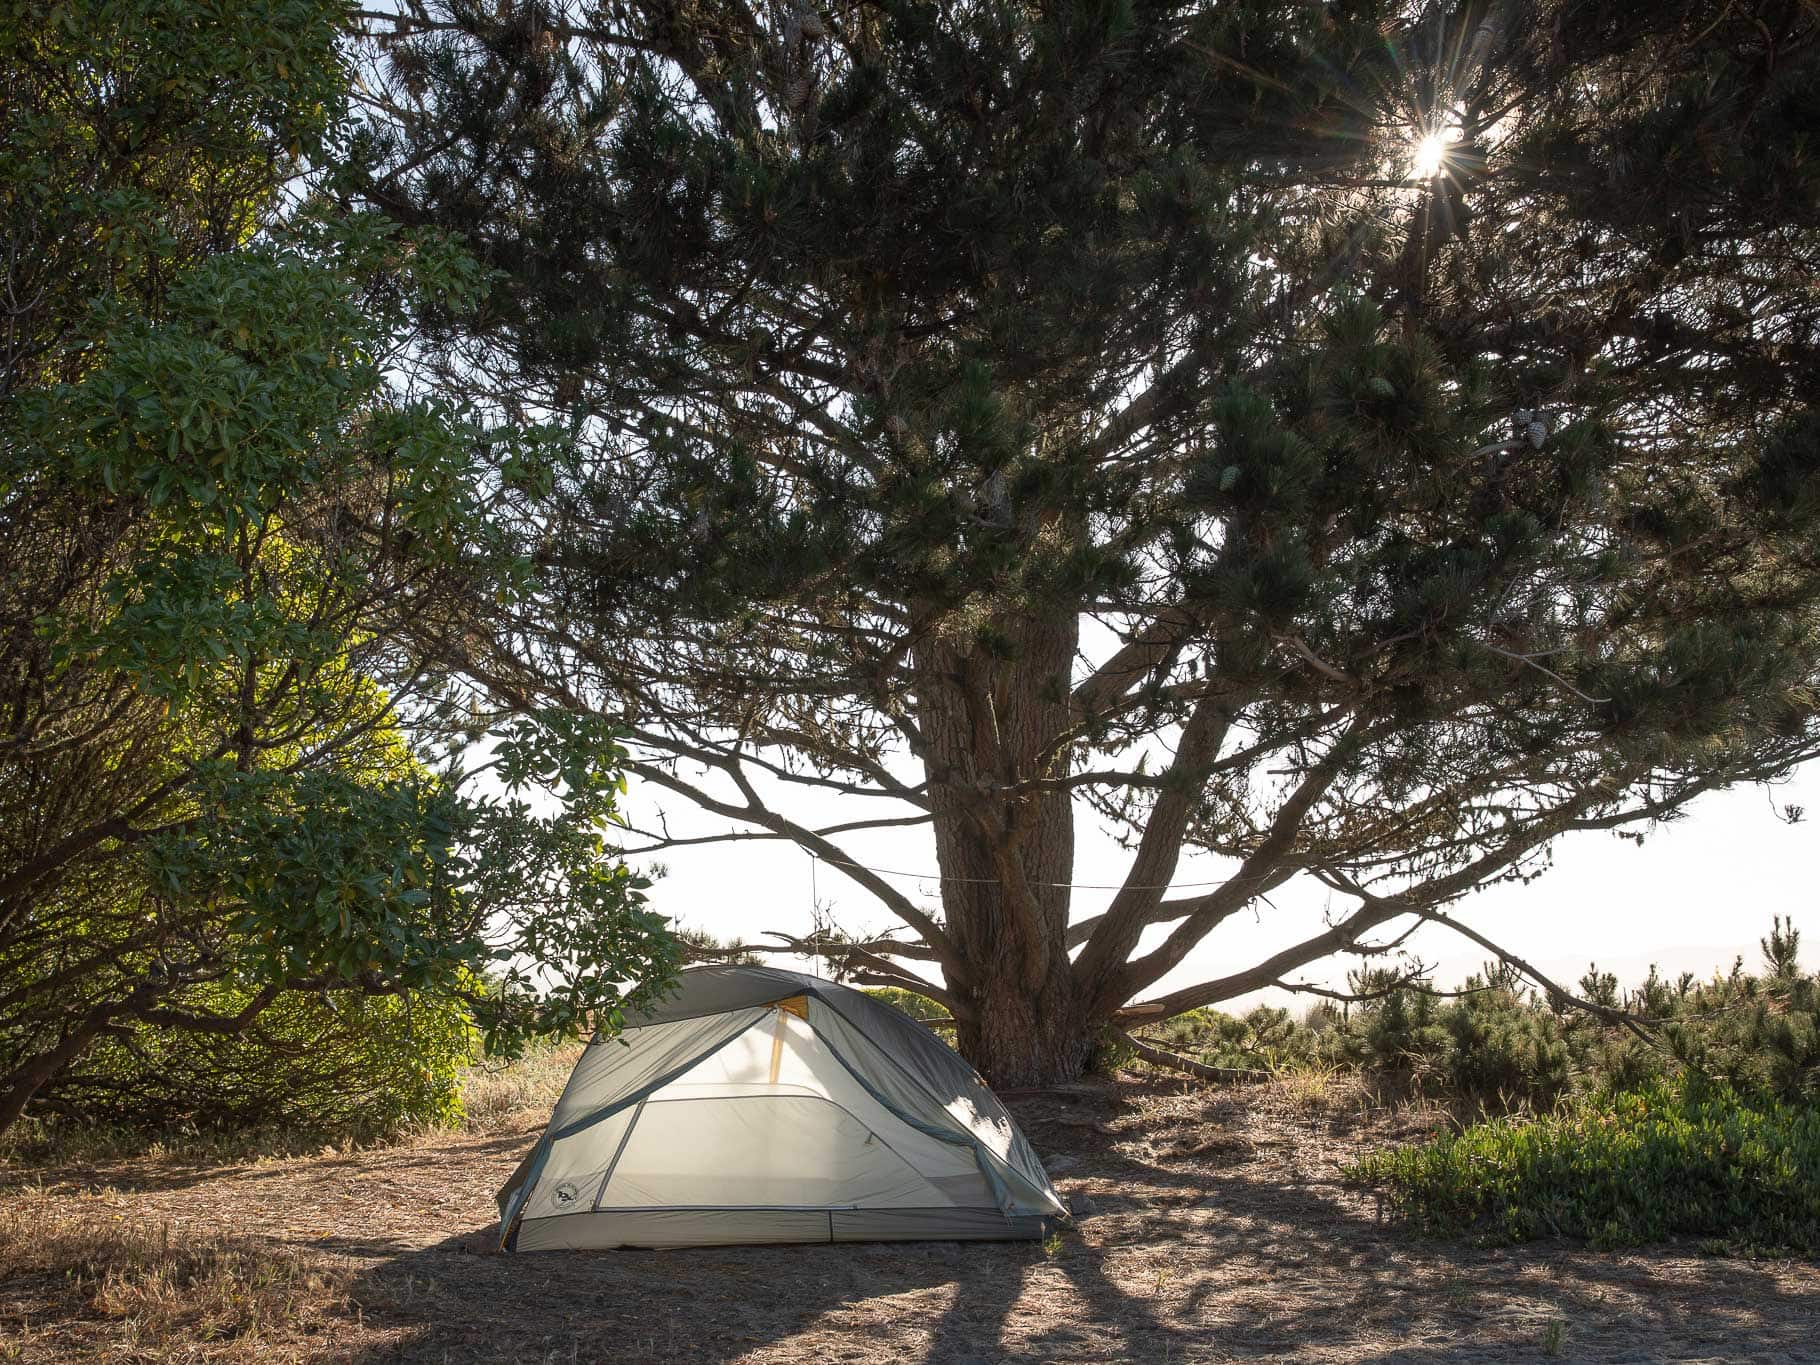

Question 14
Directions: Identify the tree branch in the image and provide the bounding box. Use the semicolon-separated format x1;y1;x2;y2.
1072;697;1233;990
1111;714;1369;1004
1110;1028;1270;1084
618;811;931;857
626;759;965;978
1414;908;1660;1047
1070;609;1196;723
129;984;280;1035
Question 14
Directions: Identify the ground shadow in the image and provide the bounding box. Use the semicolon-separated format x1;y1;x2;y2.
0;1131;532;1199
335;1200;1820;1364
11;1079;1818;1363
341;1225;1045;1364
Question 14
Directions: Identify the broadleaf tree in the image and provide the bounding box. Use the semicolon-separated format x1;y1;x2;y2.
0;0;679;1135
352;0;1820;1085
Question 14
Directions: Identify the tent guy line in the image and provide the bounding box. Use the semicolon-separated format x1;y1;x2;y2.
807;851;1234;892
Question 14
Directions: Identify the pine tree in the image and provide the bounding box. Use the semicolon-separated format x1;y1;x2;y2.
354;1;1820;1085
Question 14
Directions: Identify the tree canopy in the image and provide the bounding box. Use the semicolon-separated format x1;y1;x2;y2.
0;0;678;1135
349;0;1820;1085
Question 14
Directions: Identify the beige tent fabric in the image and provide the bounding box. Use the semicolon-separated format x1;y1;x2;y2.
496;1005;766;1232
619;1008;990;1201
803;995;1059;1215
499;967;1064;1251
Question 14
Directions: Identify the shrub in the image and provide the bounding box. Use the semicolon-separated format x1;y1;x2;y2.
1133;1005;1324;1073
1327;972;1449;1083
1646;920;1820;1105
1346;1078;1820;1254
30;984;476;1141
1320;921;1820;1113
1112;920;1815;1117
1435;983;1574;1110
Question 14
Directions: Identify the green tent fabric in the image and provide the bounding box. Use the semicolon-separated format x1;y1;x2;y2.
498;966;1065;1250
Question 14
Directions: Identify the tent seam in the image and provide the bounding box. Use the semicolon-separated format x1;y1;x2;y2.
803;1007;1032;1218
589;1097;646;1212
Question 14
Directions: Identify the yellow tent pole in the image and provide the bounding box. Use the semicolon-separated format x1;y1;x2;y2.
768;1007;787;1085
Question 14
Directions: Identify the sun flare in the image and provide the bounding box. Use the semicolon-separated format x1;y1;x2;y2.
1409;126;1459;180
1406;104;1465;181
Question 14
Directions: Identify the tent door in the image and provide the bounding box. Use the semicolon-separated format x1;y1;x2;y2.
595;1093;952;1211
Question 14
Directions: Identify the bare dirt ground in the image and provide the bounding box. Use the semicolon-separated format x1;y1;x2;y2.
3;1076;1817;1363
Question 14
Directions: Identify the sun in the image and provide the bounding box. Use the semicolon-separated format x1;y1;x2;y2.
1408;116;1463;181
1410;131;1451;179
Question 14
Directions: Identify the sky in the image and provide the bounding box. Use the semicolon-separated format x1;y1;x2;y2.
630;757;1819;1015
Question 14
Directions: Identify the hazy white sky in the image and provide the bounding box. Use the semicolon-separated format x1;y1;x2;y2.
633;759;1817;1013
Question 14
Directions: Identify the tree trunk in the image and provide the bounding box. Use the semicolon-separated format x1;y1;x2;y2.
955;951;1095;1088
915;607;1093;1087
0;993;135;1138
0;971;180;1138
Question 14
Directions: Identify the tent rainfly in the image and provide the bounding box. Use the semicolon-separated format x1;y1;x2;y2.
497;966;1066;1250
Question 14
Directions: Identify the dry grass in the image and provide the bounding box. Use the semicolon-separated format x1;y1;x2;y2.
0;1188;357;1362
3;1064;1818;1363
0;1047;581;1361
1260;1059;1353;1115
0;1117;354;1171
451;1042;582;1134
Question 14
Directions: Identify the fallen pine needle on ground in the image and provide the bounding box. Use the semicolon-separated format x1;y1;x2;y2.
2;1065;1816;1363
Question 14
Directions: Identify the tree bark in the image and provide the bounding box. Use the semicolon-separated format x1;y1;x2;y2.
915;607;1089;1086
958;957;1093;1088
0;983;153;1137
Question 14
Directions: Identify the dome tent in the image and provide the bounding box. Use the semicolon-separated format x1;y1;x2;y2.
497;965;1065;1250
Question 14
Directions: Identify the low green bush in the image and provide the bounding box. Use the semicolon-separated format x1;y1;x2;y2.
1127;918;1819;1115
1346;1078;1820;1254
30;984;476;1141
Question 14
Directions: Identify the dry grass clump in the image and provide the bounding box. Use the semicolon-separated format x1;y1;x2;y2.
0;1117;357;1169
0;1189;356;1361
1116;1062;1379;1125
1256;1062;1377;1118
454;1041;583;1133
1250;1065;1455;1148
1100;1064;1448;1173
